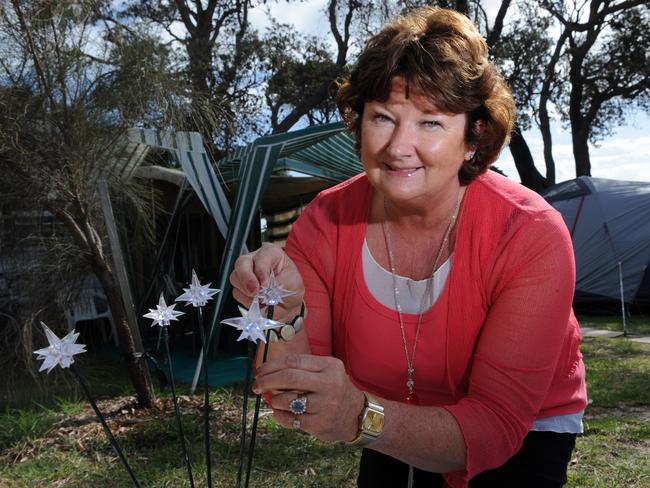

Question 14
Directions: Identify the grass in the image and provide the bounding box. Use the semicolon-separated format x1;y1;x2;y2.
568;336;650;487
569;313;650;487
577;313;650;336
1;316;649;487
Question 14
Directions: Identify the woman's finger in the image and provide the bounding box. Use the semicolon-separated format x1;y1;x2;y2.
251;243;287;286
231;253;260;295
253;367;330;395
231;287;254;308
256;354;333;378
271;409;312;432
270;391;325;415
252;369;315;395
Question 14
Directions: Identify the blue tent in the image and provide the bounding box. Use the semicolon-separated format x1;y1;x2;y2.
544;177;650;311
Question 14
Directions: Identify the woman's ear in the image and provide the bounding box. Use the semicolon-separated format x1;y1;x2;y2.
465;119;486;160
472;119;487;137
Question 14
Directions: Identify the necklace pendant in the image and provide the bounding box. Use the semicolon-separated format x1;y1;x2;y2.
406;376;418;404
406;392;419;405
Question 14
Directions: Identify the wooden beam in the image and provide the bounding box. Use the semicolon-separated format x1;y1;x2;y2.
97;179;144;351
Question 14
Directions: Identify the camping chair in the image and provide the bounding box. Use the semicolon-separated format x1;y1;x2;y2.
64;275;118;347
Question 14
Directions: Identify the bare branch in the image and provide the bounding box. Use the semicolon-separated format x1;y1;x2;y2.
175;0;197;32
10;0;57;111
486;0;512;47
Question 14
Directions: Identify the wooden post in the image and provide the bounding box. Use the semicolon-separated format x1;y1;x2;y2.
97;179;144;351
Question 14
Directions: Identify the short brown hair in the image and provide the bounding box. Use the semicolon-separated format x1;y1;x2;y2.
336;7;516;184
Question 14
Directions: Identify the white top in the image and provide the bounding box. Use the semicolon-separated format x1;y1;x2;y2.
362;239;451;313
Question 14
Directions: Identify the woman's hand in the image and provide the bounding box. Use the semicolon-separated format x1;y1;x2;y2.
253;354;366;442
230;243;305;321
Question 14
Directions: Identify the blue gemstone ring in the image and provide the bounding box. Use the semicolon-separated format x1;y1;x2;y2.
289;395;308;415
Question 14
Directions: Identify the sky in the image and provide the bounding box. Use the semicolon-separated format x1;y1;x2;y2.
249;0;650;184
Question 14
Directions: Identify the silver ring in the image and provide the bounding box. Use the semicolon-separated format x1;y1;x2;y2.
289;395;308;415
292;417;301;430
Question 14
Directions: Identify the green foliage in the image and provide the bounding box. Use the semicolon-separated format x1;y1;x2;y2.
262;20;341;128
0;406;57;451
491;4;553;131
569;5;650;144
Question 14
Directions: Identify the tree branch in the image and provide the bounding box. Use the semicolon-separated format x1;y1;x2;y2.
174;0;197;33
45;204;90;252
486;0;512;47
10;0;57;111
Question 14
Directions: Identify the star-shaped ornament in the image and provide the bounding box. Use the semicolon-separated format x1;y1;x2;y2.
33;321;87;373
221;299;284;344
176;269;220;308
143;293;184;327
257;271;296;306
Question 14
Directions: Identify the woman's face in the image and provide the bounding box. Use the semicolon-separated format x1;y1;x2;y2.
360;77;473;210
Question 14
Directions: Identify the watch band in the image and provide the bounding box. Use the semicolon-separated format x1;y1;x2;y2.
269;302;306;342
348;392;384;447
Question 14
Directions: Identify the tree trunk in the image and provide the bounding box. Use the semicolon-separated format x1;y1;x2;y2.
572;126;592;176
568;39;591;178
509;126;547;193
46;200;156;408
93;262;156;408
538;96;557;186
186;30;224;161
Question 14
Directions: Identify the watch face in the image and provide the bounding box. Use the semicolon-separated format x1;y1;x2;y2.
362;409;384;434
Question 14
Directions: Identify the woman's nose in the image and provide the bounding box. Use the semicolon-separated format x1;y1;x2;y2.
386;123;415;159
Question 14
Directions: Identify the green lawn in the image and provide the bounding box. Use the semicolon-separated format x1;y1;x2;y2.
568;337;650;487
1;316;649;487
578;313;650;336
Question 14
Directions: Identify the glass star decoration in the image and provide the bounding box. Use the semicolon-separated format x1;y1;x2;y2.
257;271;296;306
176;269;220;308
143;293;185;327
221;299;284;344
33;321;87;373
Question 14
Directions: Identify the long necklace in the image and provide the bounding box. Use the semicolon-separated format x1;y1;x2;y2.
381;192;461;405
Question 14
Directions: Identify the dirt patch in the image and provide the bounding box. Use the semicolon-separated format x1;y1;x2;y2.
2;394;260;466
585;404;650;421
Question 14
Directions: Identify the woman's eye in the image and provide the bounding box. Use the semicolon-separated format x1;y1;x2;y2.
423;120;440;128
374;113;392;122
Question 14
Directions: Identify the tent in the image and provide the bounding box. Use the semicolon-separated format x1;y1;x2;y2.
543;177;650;313
126;122;363;389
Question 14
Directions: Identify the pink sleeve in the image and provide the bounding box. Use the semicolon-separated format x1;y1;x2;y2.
444;210;577;483
284;198;336;357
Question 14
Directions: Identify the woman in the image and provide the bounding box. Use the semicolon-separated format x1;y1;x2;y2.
230;7;586;488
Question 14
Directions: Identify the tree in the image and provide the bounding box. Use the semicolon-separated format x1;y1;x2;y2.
121;0;361;149
540;0;650;177
262;21;341;130
260;0;361;134
449;0;554;191
491;3;555;191
0;0;181;407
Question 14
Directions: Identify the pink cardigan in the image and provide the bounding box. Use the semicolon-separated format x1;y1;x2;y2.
285;171;587;487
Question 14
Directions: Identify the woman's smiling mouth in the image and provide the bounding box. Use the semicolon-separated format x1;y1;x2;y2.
383;163;424;176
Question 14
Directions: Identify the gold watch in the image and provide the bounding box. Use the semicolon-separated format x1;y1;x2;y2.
349;392;384;446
